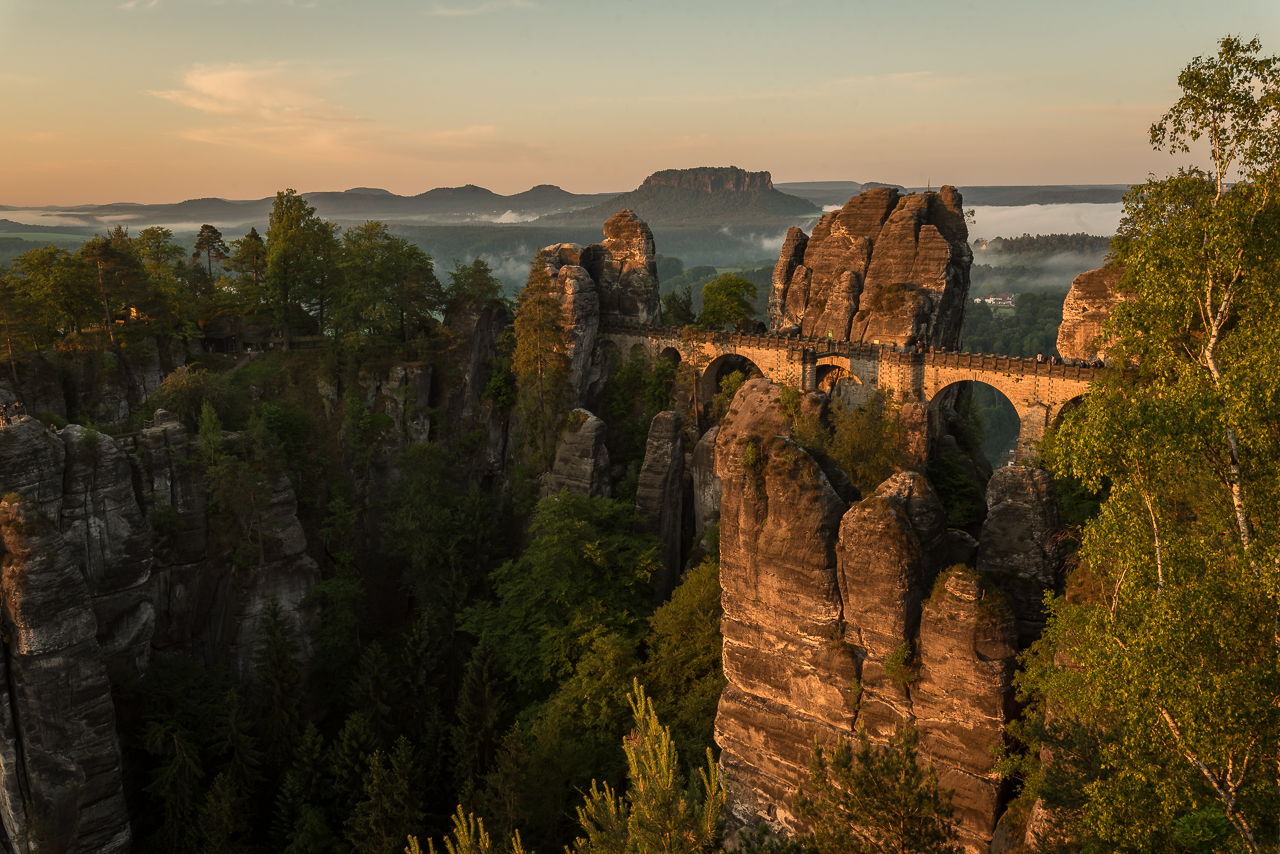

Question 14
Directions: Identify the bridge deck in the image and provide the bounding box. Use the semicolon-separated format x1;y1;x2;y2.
600;323;1100;382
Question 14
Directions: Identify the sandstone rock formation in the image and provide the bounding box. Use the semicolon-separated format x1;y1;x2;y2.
540;243;601;407
545;410;611;497
690;425;721;536
579;210;661;327
60;425;155;683
0;338;185;429
0;493;131;853
1056;265;1129;363
767;187;972;349
713;380;855;835
635;411;684;598
714;379;1018;852
976;466;1067;645
914;567;1018;850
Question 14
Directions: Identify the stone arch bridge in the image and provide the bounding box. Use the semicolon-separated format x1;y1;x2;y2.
600;323;1098;461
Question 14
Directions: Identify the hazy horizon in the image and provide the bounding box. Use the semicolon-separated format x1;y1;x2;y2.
3;0;1277;207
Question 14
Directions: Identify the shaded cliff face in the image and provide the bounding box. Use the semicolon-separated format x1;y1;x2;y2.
0;490;131;854
0;410;321;852
1055;265;1130;362
768;187;972;348
713;380;1019;852
0;338;186;429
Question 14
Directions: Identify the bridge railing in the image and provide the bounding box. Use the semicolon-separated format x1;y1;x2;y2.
598;322;1101;380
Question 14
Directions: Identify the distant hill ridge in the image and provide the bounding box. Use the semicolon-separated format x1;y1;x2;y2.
540;166;818;225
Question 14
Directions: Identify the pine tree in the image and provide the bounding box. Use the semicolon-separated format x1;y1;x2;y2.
143;722;205;854
344;736;424;854
349;642;397;745
451;645;508;814
254;595;303;774
195;771;249;854
273;724;330;850
217;688;263;796
330;710;381;808
794;724;960;854
571;680;724;854
193;224;229;280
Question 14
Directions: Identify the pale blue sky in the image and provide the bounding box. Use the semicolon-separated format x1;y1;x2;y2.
2;0;1277;204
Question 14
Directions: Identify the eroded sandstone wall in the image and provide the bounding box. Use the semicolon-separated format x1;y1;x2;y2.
713;380;1025;852
1056;265;1130;363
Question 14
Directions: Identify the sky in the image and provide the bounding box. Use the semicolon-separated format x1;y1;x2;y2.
1;0;1277;205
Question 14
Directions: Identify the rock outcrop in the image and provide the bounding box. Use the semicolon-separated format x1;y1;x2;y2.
714;380;1019;852
713;380;855;836
767;187;972;349
545;410;611;497
579;210;661;327
976;467;1067;645
914;567;1018;850
635;411;684;598
0;493;131;854
1056;265;1129;363
690;426;721;536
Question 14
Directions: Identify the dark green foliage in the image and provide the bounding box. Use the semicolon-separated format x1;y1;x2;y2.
152;365;242;429
351;643;399;746
698;273;758;331
983;233;1112;256
710;370;746;423
640;557;726;763
446;257;505;311
600;354;675;503
926;449;985;529
467;492;661;696
794;725;960;854
345;737;424;854
661;283;695;327
961;291;1066;359
254;597;304;774
302;563;367;699
330;710;382;808
451;645;508;813
826;395;907;496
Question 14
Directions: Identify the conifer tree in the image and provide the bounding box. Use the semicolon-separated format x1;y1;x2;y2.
254;595;304;775
216;688;263;799
345;736;424;854
571;680;724;854
143;722;205;854
794;724;959;854
350;642;398;745
331;710;381;808
451;645;507;814
196;772;250;854
273;724;331;850
193;224;229;280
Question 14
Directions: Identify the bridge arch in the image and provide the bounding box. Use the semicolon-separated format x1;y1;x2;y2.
700;353;765;403
659;346;682;366
928;380;1021;469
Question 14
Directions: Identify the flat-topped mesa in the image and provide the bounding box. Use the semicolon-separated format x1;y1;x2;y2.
641;166;775;193
768;186;973;349
1056;265;1130;363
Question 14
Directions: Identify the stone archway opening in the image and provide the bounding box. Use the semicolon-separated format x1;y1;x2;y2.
815;364;848;394
659;346;682;366
931;380;1020;470
700;353;765;405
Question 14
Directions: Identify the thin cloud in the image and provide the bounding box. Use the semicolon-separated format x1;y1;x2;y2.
152;63;536;165
119;0;161;8
426;0;533;17
150;63;357;124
